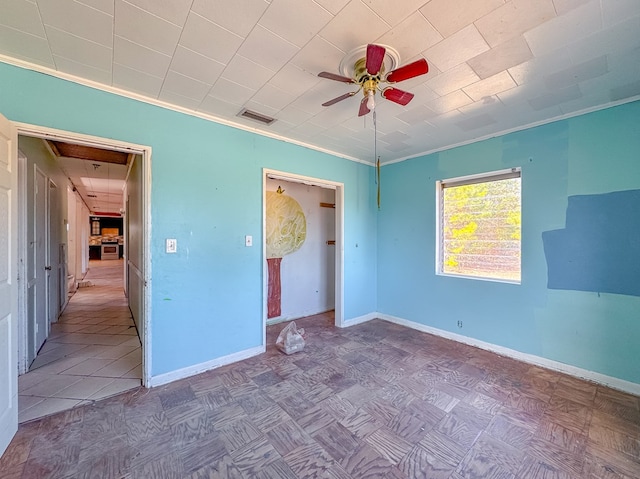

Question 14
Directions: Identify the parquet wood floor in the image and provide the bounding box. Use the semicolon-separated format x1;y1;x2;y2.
1;313;639;478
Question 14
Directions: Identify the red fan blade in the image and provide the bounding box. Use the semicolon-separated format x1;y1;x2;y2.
318;71;355;83
382;87;414;106
322;91;357;107
386;59;429;83
358;97;370;117
366;44;386;75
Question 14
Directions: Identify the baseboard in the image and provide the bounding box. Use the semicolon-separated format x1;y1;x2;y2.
148;345;265;387
267;309;335;327
339;312;378;328
378;313;640;397
266;316;291;326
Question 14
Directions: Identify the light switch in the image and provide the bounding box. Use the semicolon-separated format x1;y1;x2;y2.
166;238;177;253
245;235;253;247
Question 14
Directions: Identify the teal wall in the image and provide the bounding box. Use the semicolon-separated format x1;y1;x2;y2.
3;60;638;386
377;101;640;384
0;62;377;377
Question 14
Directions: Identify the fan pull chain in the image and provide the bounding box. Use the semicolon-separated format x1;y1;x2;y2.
373;110;380;209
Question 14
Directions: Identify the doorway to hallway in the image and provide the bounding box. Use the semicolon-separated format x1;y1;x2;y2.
18;259;141;423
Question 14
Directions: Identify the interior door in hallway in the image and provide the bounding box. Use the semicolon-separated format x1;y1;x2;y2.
0;112;18;456
27;165;49;362
47;180;59;325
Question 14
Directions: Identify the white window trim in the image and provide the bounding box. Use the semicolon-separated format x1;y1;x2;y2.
435;167;522;284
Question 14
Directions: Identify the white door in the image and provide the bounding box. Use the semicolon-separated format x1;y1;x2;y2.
29;166;48;357
0;113;18;455
48;180;59;325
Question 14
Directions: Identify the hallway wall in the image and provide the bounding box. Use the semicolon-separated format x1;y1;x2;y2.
17;136;70;365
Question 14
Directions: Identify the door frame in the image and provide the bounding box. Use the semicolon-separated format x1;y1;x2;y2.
16;150;27;374
262;168;345;347
14;122;153;387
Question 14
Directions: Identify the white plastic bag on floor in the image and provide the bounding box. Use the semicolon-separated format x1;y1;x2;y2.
276;321;306;355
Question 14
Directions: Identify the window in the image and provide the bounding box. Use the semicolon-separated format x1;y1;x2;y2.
436;168;521;283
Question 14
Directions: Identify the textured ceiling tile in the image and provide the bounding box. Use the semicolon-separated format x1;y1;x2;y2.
455;113;497;131
45;26;112;71
290;36;346;77
427;63;480;96
193;0;269;37
376;12;443;61
609;80;640;102
396;104;438;124
475;0;556;47
320;1;390;52
162;70;211;101
427;90;473;114
463;71;517;101
457;95;505;116
366;0;432;27
289;87;330;115
405;82;440;104
222;54;274;90
267;119;296;135
0;25;55;67
113;36;171;78
313;0;350;15
115;0;182;55
544;56;608;91
601;0;640;27
169;46;225;85
269;64;322;97
39;0;113;46
208;77;256;104
467;36;532;80
380;130;410;143
158;89;202;110
124;0;192;26
53;55;112;84
275;106;315;126
251;84;297;111
199;94;245;117
238;25;299;72
420;0;504;37
113;62;164;97
179;12;244;64
259;0;332;47
567;16;640;65
524;0;601;56
77;0;115;15
553;0;591;15
528;84;582;110
424;25;490;72
508;48;572;86
0;0;46;36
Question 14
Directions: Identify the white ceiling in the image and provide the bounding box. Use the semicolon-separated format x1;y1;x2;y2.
55;152;128;214
2;0;639;164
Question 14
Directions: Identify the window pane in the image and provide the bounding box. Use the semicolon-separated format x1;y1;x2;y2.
442;176;521;282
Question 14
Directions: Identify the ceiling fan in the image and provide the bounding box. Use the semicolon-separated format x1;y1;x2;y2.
318;44;429;116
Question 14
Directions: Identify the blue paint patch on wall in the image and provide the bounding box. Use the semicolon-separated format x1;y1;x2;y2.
542;189;640;296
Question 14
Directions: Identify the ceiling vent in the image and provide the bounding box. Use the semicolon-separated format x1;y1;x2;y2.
237;108;276;125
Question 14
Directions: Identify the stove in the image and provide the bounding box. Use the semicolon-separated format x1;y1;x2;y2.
100;240;119;260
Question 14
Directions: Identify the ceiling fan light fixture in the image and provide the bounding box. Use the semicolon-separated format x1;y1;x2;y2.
366;90;375;110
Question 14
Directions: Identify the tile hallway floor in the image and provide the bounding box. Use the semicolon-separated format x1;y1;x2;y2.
2;313;639;478
18;259;142;423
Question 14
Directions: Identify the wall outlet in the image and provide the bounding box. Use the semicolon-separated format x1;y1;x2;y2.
166;238;177;253
245;235;253;247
